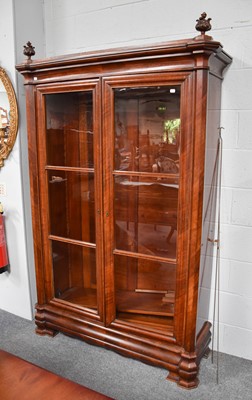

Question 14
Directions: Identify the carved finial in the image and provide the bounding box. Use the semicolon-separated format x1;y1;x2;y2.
23;41;35;61
195;12;212;35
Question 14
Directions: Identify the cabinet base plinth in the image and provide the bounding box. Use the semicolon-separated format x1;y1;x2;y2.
35;305;59;337
167;354;199;389
35;327;58;337
167;321;212;389
34;305;212;389
167;372;199;389
166;371;179;383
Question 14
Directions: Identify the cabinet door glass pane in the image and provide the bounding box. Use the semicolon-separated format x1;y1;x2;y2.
45;92;93;168
114;176;178;258
113;85;180;331
48;170;95;243
115;86;180;173
115;255;175;332
52;241;97;310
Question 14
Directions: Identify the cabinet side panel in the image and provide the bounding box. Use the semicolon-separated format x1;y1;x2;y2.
25;85;45;305
198;73;223;333
182;69;209;353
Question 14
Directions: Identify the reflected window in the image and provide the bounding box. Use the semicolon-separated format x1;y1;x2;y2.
114;86;180;173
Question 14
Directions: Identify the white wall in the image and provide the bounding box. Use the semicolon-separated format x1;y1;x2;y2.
0;0;32;319
42;0;252;361
0;0;44;319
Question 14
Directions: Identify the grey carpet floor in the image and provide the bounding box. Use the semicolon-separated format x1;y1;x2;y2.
0;309;252;400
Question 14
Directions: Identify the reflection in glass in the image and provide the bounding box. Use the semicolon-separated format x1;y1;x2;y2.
0;80;10;150
114;176;178;258
114;86;180;173
48;170;95;243
52;241;97;309
115;254;175;331
113;85;180;332
45;92;93;168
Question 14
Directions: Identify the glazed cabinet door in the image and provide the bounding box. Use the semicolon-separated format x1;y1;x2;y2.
35;81;104;321
103;73;193;337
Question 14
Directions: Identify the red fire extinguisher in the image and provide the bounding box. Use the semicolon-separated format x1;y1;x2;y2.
0;202;9;274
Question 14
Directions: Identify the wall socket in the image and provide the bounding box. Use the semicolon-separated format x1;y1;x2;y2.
0;183;6;196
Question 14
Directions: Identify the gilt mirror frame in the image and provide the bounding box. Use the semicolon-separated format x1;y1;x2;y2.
0;66;18;167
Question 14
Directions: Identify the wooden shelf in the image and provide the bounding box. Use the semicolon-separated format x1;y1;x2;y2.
116;290;174;317
58;287;97;309
117;313;174;334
